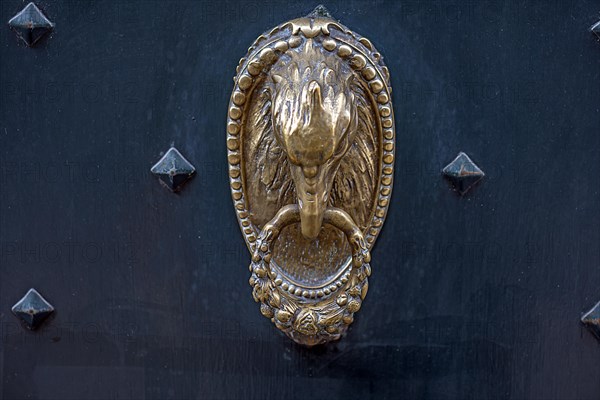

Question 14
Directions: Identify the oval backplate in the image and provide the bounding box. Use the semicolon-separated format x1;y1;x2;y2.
226;10;395;344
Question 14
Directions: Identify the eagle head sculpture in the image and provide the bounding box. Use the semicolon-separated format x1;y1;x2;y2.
269;41;359;239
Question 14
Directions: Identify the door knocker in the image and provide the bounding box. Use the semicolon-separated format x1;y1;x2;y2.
227;7;395;345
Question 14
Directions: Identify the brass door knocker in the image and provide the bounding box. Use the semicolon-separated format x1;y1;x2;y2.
227;6;395;346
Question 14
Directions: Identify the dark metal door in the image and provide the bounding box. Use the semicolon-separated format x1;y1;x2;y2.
1;1;600;399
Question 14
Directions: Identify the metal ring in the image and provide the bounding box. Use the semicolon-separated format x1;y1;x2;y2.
249;205;372;346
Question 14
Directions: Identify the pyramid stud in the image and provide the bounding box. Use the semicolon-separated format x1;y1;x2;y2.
151;147;196;192
442;152;485;195
8;2;54;47
582;300;600;340
12;288;54;330
592;20;600;40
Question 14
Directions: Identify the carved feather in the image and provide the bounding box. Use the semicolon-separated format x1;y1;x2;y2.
247;47;378;231
329;80;377;229
249;83;377;231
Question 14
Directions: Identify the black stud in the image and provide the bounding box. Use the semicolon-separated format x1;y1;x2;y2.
12;288;55;330
592;20;600;40
442;152;485;195
8;2;54;47
582;301;600;340
151;147;196;192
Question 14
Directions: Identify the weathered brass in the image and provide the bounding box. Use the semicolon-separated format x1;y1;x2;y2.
227;7;395;346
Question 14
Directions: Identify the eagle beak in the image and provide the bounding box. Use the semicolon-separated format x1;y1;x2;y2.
298;194;325;240
291;165;328;240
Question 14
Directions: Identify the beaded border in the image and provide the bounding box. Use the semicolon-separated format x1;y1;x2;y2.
227;18;395;252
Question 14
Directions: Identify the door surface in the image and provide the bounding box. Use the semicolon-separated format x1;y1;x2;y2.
1;0;600;399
